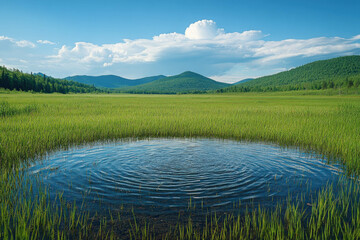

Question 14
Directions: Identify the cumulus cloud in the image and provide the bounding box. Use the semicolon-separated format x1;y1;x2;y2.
56;42;108;63
37;40;55;45
185;19;224;39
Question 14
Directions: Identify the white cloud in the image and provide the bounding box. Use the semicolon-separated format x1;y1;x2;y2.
352;35;360;40
0;36;12;41
0;36;35;48
57;42;108;63
185;19;224;40
252;37;360;63
37;40;55;45
16;40;35;48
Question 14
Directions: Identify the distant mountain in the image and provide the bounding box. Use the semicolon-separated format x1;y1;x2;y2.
122;71;230;94
34;72;46;77
218;55;360;92
232;78;254;85
65;75;166;89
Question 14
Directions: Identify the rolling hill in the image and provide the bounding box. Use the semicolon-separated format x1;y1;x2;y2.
65;75;166;89
122;71;230;94
218;55;360;92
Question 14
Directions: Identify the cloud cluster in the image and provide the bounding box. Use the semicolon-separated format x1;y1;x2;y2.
51;20;360;73
51;20;271;69
253;37;360;63
0;36;35;48
1;20;360;82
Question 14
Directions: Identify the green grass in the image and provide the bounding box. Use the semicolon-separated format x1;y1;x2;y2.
1;92;360;239
0;169;117;239
1;93;359;174
0;101;38;117
156;179;360;240
2;171;360;239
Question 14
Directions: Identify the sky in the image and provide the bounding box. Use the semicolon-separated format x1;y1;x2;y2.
1;0;360;83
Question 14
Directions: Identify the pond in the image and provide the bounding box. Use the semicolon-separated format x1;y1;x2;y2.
27;138;341;220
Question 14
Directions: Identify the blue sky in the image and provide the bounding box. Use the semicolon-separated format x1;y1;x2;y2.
1;0;360;82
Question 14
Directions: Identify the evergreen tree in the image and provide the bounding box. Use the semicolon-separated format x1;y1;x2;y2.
0;69;4;88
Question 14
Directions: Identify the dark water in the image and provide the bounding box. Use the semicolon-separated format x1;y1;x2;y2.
27;138;341;217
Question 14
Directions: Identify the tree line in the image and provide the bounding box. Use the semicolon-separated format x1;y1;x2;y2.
0;66;101;93
218;56;360;93
217;75;360;93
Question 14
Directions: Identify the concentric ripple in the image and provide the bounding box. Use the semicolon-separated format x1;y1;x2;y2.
27;138;341;214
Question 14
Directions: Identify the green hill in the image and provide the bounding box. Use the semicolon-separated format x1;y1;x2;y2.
122;71;230;94
218;55;360;93
0;67;101;93
65;75;166;89
232;78;254;85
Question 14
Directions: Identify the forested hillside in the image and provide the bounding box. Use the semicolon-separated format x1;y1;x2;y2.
0;66;101;93
218;56;360;93
122;71;229;94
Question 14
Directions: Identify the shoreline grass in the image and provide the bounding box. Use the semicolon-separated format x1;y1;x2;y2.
1;92;360;239
2;170;360;239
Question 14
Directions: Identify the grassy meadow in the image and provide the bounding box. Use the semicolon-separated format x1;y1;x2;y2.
1;92;360;239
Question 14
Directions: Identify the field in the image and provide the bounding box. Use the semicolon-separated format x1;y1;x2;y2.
1;92;360;239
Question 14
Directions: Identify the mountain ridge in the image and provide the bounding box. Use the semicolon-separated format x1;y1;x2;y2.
65;74;166;89
121;71;230;94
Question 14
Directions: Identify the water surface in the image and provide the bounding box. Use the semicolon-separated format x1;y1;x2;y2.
28;138;341;216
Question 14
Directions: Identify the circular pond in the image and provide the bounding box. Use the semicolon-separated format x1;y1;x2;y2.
28;138;341;215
